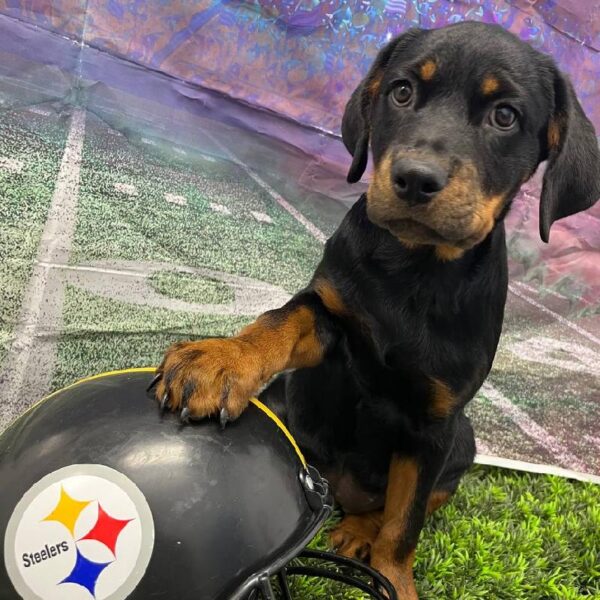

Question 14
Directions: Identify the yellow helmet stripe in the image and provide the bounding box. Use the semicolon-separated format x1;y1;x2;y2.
249;397;307;468
13;368;306;467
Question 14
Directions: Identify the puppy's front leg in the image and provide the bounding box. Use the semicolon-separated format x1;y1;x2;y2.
371;449;450;600
153;292;335;422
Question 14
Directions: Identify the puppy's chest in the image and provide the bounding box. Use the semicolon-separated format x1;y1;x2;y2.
338;280;497;410
349;285;469;364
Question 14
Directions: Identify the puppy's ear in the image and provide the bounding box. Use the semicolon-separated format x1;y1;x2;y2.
342;29;425;184
342;83;371;184
540;70;600;242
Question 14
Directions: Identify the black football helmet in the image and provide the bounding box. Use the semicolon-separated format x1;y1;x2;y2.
0;369;396;600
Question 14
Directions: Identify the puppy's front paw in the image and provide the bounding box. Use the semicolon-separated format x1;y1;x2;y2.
329;513;382;562
151;338;263;424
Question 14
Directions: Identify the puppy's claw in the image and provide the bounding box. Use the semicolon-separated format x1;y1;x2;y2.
220;407;230;429
159;392;169;412
180;407;191;423
147;373;162;392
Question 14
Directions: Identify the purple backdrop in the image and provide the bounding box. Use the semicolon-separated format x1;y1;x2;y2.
1;1;599;134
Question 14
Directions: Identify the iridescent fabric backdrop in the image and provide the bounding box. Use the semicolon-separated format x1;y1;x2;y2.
2;1;600;133
0;1;598;479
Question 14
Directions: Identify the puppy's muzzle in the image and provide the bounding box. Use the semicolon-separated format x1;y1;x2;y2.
391;158;448;205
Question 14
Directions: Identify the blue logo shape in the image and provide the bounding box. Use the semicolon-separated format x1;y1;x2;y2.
60;548;112;598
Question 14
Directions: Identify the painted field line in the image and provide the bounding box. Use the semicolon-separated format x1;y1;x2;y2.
165;193;187;206
114;182;138;196
251;211;273;224
27;107;51;116
204;132;327;243
512;280;565;301
0;157;24;174
0;109;86;427
38;262;147;278
481;383;589;473
210;202;231;215
37;110;86;265
512;279;592;307
37;262;291;294
508;283;600;346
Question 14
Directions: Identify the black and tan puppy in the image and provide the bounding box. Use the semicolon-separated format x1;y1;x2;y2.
152;22;600;598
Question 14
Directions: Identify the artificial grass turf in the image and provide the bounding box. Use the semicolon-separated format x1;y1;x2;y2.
291;465;599;600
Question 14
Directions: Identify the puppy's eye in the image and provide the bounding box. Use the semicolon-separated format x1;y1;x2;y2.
490;105;518;130
391;81;413;106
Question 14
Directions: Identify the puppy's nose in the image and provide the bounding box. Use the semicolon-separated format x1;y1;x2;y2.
392;159;448;204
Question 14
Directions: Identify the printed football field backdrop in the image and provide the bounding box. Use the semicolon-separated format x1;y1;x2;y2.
0;97;599;483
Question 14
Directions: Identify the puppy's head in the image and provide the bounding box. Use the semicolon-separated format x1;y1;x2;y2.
343;23;600;253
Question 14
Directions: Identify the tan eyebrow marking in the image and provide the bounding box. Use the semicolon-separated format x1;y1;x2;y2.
419;60;437;81
481;76;500;95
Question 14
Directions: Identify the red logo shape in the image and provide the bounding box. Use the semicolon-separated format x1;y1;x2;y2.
79;503;133;555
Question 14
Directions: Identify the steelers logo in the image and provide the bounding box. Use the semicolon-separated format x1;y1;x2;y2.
4;465;154;600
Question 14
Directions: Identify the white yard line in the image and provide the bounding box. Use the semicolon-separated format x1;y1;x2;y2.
0;109;86;430
512;280;566;302
512;279;592;307
114;182;138;196
204;131;328;243
481;383;589;473
36;109;86;265
0;157;24;174
37;261;147;278
27;107;51;116
37;261;291;295
250;210;273;224
209;202;231;215
42;259;291;317
164;193;187;206
508;283;600;346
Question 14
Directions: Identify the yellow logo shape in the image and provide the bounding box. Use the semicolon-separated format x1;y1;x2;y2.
42;486;91;535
